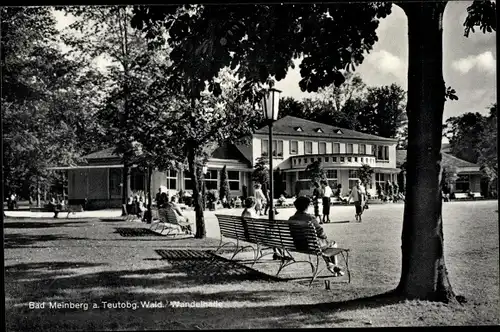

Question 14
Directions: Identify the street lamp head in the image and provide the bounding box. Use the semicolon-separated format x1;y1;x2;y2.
261;88;281;121
202;166;208;174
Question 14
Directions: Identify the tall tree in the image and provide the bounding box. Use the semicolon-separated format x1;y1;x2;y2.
317;72;367;112
132;0;496;302
62;5;162;214
477;104;497;194
252;156;269;186
444;112;486;163
356;84;407;138
2;7;103;203
163;69;262;238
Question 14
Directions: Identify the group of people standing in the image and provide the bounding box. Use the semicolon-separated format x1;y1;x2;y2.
313;179;367;223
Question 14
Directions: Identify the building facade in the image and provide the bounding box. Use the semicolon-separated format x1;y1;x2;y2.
52;116;404;209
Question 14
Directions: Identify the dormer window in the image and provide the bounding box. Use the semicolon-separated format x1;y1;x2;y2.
334;129;343;134
294;127;303;132
314;128;324;133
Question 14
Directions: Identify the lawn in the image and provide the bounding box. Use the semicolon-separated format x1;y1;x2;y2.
3;200;499;330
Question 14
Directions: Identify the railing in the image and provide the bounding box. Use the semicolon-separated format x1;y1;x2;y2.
290;153;378;168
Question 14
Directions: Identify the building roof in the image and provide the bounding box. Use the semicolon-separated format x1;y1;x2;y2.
83;147;121;160
255;115;397;142
82;144;252;165
211;143;252;165
396;150;479;169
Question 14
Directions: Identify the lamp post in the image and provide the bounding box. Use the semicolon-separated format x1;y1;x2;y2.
261;88;281;221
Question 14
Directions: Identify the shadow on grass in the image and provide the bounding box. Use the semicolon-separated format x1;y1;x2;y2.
4;234;88;248
3;221;88;229
4;253;407;330
99;218;127;222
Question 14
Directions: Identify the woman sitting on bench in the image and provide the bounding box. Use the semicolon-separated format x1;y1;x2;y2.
288;196;345;277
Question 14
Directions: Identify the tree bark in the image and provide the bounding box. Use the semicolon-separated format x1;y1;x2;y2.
187;144;206;239
146;165;153;223
121;156;132;216
396;1;456;303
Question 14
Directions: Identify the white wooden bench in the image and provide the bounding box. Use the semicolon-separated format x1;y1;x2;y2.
214;214;351;286
454;193;468;200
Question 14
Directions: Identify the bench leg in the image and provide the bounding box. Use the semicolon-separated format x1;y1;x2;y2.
308;255;322;287
340;250;351;283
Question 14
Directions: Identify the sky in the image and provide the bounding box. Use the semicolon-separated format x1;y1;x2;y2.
53;2;496;124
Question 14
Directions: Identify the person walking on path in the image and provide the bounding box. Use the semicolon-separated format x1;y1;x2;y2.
348;180;366;222
312;182;323;223
321;180;333;223
254;183;266;216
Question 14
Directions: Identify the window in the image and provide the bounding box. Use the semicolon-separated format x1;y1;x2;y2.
332;157;337;162
165;169;177;190
109;168;122;197
272;140;284;157
184;171;193;190
317;157;322;162
375;173;385;189
315;128;324;133
360;157;363;163
334;129;343;134
305;141;313;154
359;144;366;154
354;157;358;162
228;171;240;191
325;157;329;163
290;140;298;155
319;142;326;154
326;170;338;188
293;159;297;165
261;139;268;156
294;127;303;132
347;143;353;154
375;145;389;161
348;157;352;162
332;143;340;154
205;169;218;190
348;170;359;189
340;157;345;163
455;174;470;192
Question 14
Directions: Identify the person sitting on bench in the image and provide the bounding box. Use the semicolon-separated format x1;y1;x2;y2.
288;196;345;277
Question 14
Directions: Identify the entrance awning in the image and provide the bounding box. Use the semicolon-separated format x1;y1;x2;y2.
373;167;401;174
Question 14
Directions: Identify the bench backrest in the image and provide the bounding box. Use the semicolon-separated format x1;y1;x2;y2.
454;193;468;199
215;214;322;255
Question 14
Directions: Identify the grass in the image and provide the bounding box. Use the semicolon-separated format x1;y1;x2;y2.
3;201;499;330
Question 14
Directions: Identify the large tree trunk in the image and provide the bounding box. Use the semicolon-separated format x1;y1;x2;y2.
187;145;206;239
121;155;132;216
396;1;456;303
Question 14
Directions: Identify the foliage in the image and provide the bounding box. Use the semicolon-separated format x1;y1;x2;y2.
444;112;485;163
357;164;374;187
220;165;230;201
477;104;497;185
2;7;104;199
131;0;496;302
356;84;407;138
252;156;269;186
305;160;326;185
